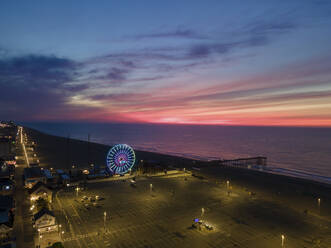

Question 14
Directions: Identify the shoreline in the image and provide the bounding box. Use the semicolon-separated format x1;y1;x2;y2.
25;126;331;189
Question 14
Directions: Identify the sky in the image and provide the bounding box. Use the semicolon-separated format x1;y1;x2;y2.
1;0;331;126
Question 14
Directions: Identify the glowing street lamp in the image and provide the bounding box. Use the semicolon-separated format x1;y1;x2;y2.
104;211;107;231
201;207;205;218
281;234;285;247
75;187;80;197
226;180;230;189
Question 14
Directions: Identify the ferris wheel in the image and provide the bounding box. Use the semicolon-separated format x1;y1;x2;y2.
106;144;136;175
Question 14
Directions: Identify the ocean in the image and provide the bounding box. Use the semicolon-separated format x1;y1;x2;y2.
22;122;331;183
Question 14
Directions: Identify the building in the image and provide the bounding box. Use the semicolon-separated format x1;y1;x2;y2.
43;169;57;188
0;179;14;196
0;163;15;180
0;211;13;243
33;208;57;233
56;170;70;186
28;182;53;203
0;195;14;244
23;167;46;189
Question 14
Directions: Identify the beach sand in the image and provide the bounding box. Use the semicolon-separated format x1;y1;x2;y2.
25;127;198;170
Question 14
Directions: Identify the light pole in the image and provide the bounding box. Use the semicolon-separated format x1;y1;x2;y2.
38;229;42;248
201;207;205;218
150;184;153;195
76;187;79;197
58;224;62;239
104;211;107;232
226;180;230;189
281;234;285;247
318;198;321;214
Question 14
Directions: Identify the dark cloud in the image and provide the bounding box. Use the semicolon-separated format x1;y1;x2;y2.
132;28;207;40
0;55;77;89
0;55;90;120
187;19;294;59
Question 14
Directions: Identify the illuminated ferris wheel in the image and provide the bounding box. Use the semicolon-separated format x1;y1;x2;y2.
106;144;136;175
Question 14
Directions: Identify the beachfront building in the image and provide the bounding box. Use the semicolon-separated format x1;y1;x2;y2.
0;195;14;244
0;179;14;196
33;208;57;233
29;182;53;203
0;211;13;243
56;170;71;186
23;167;46;189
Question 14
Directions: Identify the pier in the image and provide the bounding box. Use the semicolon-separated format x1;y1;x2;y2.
218;156;267;169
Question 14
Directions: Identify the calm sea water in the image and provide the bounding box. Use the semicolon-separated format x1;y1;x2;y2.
22;122;331;182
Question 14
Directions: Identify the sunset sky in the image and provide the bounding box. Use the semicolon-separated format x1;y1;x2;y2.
1;0;331;126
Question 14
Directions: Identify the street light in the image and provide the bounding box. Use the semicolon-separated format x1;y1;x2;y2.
281;234;285;247
150;184;153;194
201;207;205;218
226;180;230;189
104;211;107;231
75;187;80;197
38;229;42;247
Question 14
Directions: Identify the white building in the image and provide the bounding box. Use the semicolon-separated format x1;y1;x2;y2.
34;208;57;233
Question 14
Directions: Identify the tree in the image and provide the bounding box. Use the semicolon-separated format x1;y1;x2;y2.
51;242;64;248
35;197;49;211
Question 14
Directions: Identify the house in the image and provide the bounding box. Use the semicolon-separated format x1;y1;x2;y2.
23;167;46;189
0;211;13;243
0;179;14;196
0;196;14;243
34;208;57;233
43;169;57;188
28;182;53;203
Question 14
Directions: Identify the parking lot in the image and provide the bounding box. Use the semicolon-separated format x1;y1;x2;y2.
53;174;331;248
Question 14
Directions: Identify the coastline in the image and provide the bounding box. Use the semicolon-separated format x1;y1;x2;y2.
25;126;331;191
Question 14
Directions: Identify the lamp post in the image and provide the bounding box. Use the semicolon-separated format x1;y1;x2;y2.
76;187;79;197
318;198;321;214
150;184;153;195
104;211;107;232
201;207;205;218
58;224;62;239
281;234;285;247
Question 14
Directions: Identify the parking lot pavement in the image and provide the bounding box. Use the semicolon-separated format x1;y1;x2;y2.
53;175;331;248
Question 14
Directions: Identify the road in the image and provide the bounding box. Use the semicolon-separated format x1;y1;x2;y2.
13;127;35;248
